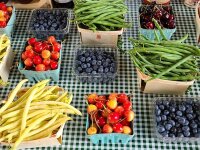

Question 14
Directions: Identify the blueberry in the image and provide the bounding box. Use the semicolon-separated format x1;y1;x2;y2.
85;52;90;57
185;99;193;105
80;57;86;62
104;68;109;73
168;120;175;126
159;105;165;110
93;65;98;71
156;116;162;122
86;68;92;73
91;71;97;75
177;117;186;125
176;111;183;116
86;63;91;68
155;108;161;116
163;100;170;106
169;113;176;118
175;123;181;128
77;67;82;72
98;68;104;73
160;131;169;137
192;129;198;134
177;127;182;133
186;108;193;114
109;67;114;73
170;127;177;134
34;23;39;27
52;23;57;27
183;131;191;137
182;126;190;131
97;55;103;60
177;133;184;137
103;62;109;67
168;133;175;138
158;125;165;133
195;132;200;137
97;61;102;66
178;104;186;112
106;58;111;63
169;106;176;113
161;115;167;121
81;63;87;69
165;123;172;130
186;114;194;120
110;62;116;67
92;60;97;65
190;122;198;129
86;57;91;62
183;119;189;126
164;110;170;115
156;100;163;105
76;60;82;65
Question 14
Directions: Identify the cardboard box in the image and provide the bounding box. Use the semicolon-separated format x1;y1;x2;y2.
0;45;14;86
77;25;123;46
0;124;64;149
136;69;194;95
195;1;200;44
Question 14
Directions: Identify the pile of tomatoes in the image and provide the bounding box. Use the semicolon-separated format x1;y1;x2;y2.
21;36;61;71
87;93;135;135
0;3;13;28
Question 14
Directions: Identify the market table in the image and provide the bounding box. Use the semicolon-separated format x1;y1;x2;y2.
0;0;200;149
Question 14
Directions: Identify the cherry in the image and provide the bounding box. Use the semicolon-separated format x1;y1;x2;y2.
24;50;34;59
25;45;33;51
167;20;175;29
108;93;118;100
0;3;7;11
96;116;106;127
107;112;120;124
162;12;170;20
0;21;6;27
96;101;104;109
123;126;132;134
24;58;33;67
21;52;27;60
28;38;36;46
123;101;132;111
45;65;51;71
106;99;117;110
124;110;135;122
97;95;107;101
154;10;162;19
50;60;58;70
42;50;51;59
53;42;61;52
35;64;45;71
114;106;125;116
145;22;154;29
48;36;56;44
168;14;174;21
43;58;51;66
87;126;97;135
103;124;113;133
121;119;130;126
33;55;42;65
101;108;112;118
113;123;123;133
117;93;129;103
51;51;60;60
87;93;98;104
87;104;97;114
34;42;43;53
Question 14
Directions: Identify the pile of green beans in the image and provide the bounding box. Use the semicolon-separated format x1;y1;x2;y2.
74;0;131;31
128;19;200;81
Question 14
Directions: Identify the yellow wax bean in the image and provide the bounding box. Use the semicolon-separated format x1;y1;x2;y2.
0;79;28;114
55;92;68;102
0;120;20;132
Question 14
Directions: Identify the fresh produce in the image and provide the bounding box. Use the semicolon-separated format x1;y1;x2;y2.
0;79;82;150
140;4;175;29
0;2;13;28
21;36;61;71
0;34;11;86
74;0;131;31
75;49;117;75
142;0;170;5
128;19;200;81
30;9;68;31
155;98;200;138
86;93;134;135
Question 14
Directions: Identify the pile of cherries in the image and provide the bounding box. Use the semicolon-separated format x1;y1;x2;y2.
0;2;13;28
87;93;135;135
140;3;175;29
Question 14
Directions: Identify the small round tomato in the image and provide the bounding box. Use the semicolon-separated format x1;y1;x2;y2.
48;36;56;44
24;50;34;59
113;123;123;133
28;37;36;46
35;64;45;71
24;58;33;67
53;42;61;52
107;112;120;124
51;51;60;60
33;55;42;65
43;58;51;66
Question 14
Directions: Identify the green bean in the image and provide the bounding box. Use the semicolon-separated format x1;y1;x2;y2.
152;18;168;41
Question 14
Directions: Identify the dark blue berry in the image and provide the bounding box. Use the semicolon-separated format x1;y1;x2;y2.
168;133;175;138
169;106;176;112
190;122;198;129
80;57;86;62
175;123;181;128
158;125;165;133
77;67;82;72
164;110;170;115
183;119;189;126
98;68;104;73
178;104;186;112
104;68;109;73
195;132;200;137
86;57;91;62
183;131;191;137
170;127;177;134
91;71;97;75
168;120;175;126
192;129;198;134
186;108;193;114
156;116;161;122
159;105;165;110
186;114;194;120
177;133;184;137
160;131;168;137
86;68;92;73
97;61;102;66
155;108;161;116
92;60;97;65
161;115;167;121
165;123;172;130
86;63;91;68
182;126;190;131
176;111;183;116
177;117;186;125
81;64;87;69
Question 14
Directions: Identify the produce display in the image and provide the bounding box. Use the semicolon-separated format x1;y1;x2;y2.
0;2;13;28
0;79;82;150
21;36;61;71
154;98;200;139
74;0;130;31
140;4;175;29
86;93;134;135
74;46;117;83
129;19;200;81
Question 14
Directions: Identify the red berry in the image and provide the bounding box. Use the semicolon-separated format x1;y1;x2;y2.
124;110;135;122
103;124;113;133
107;112;120;124
24;58;33;67
24;50;34;59
0;21;6;28
33;55;42;65
113;123;123;133
0;3;7;11
96;116;106;127
50;60;58;70
51;51;60;60
35;64;45;71
96;101;104;109
87;93;98;104
28;38;36;46
114;106;125;116
53;42;61;52
48;36;56;44
21;52;27;60
123;101;132;111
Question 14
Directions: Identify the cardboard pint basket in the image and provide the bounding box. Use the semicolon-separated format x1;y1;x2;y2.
77;25;123;46
136;69;194;95
0;45;14;87
0;124;64;149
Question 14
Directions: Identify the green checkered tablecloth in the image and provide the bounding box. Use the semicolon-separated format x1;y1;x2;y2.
0;0;200;149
